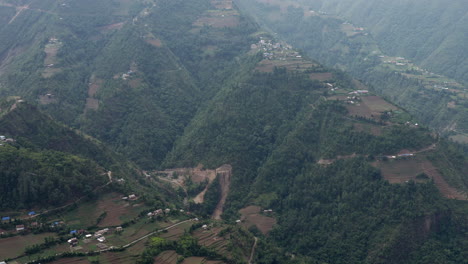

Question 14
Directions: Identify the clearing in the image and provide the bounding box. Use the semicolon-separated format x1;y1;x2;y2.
239;206;276;235
212;165;232;220
373;156;467;200
153;164;223;204
62;192;147;228
193;10;240;28
255;59;315;73
347;95;398;120
353;122;383;136
98;22;124;33
42;37;63;78
48;257;90;264
154;250;180;264
192;226;230;257
0;232;56;259
309;72;333;81
211;0;233;10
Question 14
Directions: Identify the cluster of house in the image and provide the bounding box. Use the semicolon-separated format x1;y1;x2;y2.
382;56;408;66
384;153;415;160
251;38;299;61
67;226;123;246
345;96;361;105
0;135;15;146
122;194;138;201
342;22;365;31
349;90;369;95
121;70;136;80
146;208;184;218
325;83;340;92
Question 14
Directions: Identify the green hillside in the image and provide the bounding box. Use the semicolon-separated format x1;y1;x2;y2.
235;0;468;145
0;99;175;211
0;1;467;263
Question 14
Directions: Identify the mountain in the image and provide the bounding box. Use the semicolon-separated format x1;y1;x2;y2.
311;0;468;84
235;0;468;146
0;0;468;263
0;98;174;210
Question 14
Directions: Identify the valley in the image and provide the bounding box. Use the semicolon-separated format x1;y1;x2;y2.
0;0;467;263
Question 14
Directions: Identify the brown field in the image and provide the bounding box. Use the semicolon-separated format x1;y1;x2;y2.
49;257;90;264
374;157;467;200
309;72;332;81
97;196;146;227
193;16;239;28
63;192;145;228
44;45;59;65
239;206;276;235
154;250;179;264
211;0;233;9
0;232;56;259
363;96;398;112
85;98;99;111
42;68;62;78
39;94;56;105
256;0;300;13
160;221;192;241
88;77;103;97
146;38;162;47
347;96;398;120
450;134;468;144
99;22;124;33
129;78;143;88
255;59;315;73
353;123;383;136
193;227;229;255
101;251;138;264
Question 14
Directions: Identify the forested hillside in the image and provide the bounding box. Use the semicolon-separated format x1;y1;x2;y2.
0;99;173;210
235;0;468;145
0;0;257;168
309;0;468;84
0;0;468;263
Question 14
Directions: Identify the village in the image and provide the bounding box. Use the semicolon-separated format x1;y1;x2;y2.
250;37;300;61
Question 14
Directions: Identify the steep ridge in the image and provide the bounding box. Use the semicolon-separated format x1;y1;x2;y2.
0;99;174;210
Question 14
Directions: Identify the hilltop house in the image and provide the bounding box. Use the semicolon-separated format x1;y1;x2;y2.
16;225;25;232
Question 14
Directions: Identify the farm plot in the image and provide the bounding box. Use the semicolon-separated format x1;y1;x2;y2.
239;206;276;235
193;10;240;28
101;251;139;264
42;38;62;78
309;72;333;81
182;257;224;264
347;96;398;120
255;59;315;73
48;257;91;264
353;122;383;136
211;0;233;10
0;232;57;259
192;227;229;255
98;22;124;33
159;221;193;241
450;134;468;144
154;250;180;264
373;157;467;200
62;192;147;228
39;94;56;105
